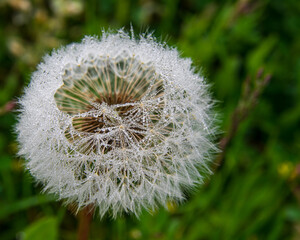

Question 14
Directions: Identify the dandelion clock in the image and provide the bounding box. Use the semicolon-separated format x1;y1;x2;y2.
16;30;217;219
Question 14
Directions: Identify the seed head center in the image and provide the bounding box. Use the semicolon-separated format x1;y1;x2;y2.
54;54;164;154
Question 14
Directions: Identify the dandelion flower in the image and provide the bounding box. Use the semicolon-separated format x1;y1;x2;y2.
16;30;217;218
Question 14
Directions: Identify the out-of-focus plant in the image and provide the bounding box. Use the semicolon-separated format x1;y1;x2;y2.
0;0;299;239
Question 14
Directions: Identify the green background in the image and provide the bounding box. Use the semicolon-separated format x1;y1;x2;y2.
0;0;300;239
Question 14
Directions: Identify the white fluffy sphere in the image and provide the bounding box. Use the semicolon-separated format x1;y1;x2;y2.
16;30;217;218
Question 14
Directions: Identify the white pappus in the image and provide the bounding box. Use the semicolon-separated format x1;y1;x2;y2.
16;29;218;218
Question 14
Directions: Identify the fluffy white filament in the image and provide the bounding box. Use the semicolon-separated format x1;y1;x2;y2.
16;30;217;218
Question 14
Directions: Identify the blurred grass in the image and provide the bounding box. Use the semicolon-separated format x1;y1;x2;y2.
0;0;300;239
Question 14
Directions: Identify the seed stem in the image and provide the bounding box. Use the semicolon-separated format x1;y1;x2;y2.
77;205;94;240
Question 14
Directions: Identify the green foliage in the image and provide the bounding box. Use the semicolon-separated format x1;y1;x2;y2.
0;0;299;239
22;217;58;240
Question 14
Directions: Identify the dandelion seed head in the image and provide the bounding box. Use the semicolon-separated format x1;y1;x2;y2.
16;29;217;218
